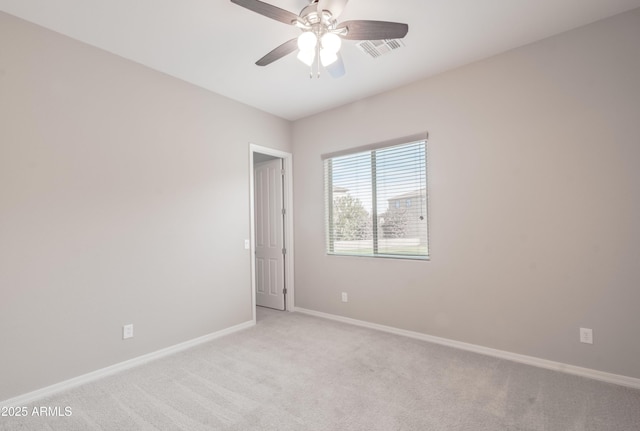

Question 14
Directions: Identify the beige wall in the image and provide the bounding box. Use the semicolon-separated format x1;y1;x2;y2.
0;12;290;401
292;9;640;379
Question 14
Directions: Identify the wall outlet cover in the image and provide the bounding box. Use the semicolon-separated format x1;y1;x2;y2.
123;324;134;340
579;327;593;344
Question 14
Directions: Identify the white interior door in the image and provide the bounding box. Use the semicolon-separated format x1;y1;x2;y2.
254;158;285;310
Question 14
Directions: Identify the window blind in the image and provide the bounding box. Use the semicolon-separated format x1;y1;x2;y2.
324;138;429;259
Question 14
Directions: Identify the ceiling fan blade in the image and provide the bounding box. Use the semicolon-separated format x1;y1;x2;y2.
317;0;349;19
231;0;299;25
337;20;409;40
256;38;298;66
326;52;346;78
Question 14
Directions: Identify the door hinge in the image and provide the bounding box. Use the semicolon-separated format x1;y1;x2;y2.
281;208;286;216
281;169;285;176
282;247;286;255
283;288;287;295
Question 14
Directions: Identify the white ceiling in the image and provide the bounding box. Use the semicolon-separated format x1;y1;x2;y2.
2;0;639;120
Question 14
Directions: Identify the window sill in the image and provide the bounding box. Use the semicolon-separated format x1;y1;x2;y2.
326;252;429;261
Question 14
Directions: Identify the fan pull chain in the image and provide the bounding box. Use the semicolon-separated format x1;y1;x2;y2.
316;41;321;79
306;35;324;79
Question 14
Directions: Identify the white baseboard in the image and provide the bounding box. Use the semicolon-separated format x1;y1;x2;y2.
1;320;255;408
294;307;640;390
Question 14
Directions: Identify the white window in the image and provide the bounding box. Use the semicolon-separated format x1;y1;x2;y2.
323;134;429;259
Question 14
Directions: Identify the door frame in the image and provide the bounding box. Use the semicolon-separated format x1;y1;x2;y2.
249;143;294;322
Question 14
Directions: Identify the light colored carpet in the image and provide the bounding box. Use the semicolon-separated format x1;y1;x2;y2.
2;307;640;430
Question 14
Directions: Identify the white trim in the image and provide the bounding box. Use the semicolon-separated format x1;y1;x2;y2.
249;144;295;313
1;320;255;408
294;307;640;390
320;132;428;160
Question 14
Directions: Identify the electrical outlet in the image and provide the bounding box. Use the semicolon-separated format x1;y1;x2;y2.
579;327;593;344
341;292;348;303
123;324;134;340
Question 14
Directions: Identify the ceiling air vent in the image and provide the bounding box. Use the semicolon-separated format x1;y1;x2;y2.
356;39;405;59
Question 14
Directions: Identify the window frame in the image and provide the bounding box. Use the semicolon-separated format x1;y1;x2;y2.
322;133;430;261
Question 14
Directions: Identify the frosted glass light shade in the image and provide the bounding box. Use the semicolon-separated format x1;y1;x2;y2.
320;49;337;66
297;31;317;51
297;49;316;66
320;33;342;53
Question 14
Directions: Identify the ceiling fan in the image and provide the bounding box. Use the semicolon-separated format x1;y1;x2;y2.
230;0;409;78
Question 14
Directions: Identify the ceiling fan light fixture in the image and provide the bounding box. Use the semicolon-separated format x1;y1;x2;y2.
297;31;317;51
320;32;341;53
320;49;338;67
297;48;316;66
